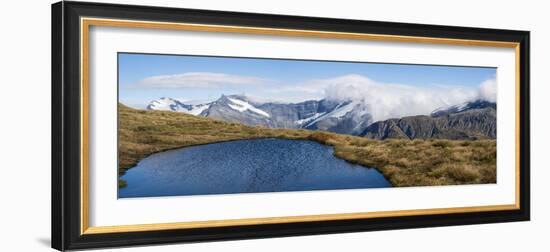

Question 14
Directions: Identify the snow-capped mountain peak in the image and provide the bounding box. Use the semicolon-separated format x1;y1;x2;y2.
146;97;211;116
146;97;182;111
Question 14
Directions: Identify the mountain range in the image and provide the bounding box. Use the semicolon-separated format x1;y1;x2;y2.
361;100;496;140
146;95;373;135
145;95;496;140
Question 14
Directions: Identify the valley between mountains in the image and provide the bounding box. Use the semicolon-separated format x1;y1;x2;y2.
119;94;497;188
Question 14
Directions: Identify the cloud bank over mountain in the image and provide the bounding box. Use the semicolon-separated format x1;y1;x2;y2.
478;78;497;102
319;74;494;122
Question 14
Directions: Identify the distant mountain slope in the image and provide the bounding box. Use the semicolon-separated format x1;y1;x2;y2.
361;100;496;140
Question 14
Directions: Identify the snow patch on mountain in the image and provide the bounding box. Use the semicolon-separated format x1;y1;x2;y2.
227;97;271;117
430;99;496;117
328;102;356;118
303;101;354;128
295;112;326;125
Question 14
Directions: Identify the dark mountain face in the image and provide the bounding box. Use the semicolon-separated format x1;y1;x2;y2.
361;100;496;140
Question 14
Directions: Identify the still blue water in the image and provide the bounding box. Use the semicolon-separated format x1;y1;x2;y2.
119;138;391;198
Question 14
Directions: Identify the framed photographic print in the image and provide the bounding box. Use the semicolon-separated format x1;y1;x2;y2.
52;1;530;250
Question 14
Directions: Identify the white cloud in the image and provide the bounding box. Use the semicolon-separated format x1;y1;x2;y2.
478;78;497;102
132;72;267;89
315;74;493;122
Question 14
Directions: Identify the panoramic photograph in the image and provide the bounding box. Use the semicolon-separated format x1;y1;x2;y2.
117;53;497;198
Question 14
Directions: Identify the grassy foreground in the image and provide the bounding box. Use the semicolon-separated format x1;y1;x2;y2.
118;104;496;188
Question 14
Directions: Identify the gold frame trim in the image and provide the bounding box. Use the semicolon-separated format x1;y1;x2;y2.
80;17;522;235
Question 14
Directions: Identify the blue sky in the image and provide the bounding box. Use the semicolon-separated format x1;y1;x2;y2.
118;53;496;108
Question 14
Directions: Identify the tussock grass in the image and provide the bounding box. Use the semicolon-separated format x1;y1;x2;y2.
118;104;496;188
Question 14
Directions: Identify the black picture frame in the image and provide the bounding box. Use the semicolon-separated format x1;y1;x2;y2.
52;1;530;251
